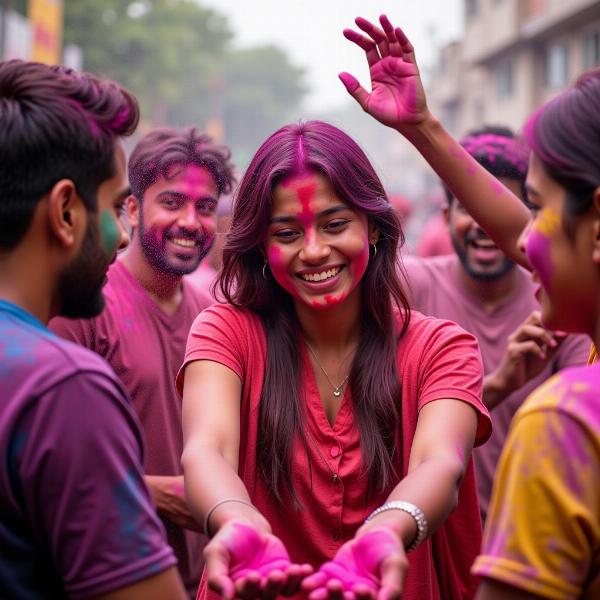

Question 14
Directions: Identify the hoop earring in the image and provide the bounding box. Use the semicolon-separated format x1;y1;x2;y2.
262;262;270;280
371;243;378;258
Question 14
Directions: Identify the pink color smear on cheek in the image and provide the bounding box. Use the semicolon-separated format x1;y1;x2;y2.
353;240;369;285
525;208;560;292
525;229;554;292
267;245;300;299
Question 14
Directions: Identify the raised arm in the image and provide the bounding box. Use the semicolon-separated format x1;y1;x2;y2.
181;359;312;599
340;15;532;268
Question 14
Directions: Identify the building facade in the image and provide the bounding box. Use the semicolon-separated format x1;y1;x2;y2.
430;0;600;136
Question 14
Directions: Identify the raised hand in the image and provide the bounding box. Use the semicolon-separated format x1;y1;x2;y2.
302;528;407;600
204;521;313;599
485;310;565;408
340;15;429;130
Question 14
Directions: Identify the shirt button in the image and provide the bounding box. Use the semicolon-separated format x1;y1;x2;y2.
332;473;339;483
332;531;342;542
330;446;340;458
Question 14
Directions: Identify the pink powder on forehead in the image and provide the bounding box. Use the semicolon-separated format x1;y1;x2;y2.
295;182;318;228
525;208;560;293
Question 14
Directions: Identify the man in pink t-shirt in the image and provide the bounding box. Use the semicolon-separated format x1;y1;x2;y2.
403;127;590;520
51;127;236;595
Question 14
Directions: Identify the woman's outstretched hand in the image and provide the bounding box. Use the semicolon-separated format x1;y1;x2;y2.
302;528;408;600
204;521;313;599
340;15;430;131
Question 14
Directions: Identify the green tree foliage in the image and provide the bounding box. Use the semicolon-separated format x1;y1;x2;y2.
63;0;306;163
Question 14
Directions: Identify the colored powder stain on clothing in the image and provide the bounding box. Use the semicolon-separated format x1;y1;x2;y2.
113;468;154;558
100;209;120;253
0;325;37;375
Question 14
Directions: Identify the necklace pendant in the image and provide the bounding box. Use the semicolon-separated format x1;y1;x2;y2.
333;388;342;397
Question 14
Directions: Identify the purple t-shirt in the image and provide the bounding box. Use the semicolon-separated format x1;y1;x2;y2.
50;260;212;592
402;254;591;519
0;300;176;598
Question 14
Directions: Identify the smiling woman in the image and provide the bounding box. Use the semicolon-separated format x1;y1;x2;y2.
177;119;492;600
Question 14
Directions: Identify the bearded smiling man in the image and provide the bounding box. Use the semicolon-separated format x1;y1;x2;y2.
51;127;235;597
402;126;591;522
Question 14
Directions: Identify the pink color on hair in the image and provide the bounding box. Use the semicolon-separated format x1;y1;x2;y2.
109;107;130;130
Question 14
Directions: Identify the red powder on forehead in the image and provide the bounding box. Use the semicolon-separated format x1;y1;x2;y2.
295;182;317;224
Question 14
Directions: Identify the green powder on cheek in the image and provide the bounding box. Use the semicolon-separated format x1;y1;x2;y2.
100;209;119;253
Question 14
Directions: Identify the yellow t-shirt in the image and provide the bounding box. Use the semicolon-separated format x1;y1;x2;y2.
472;364;600;599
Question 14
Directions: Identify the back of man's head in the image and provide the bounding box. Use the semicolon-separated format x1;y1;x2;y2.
444;125;529;205
128;126;235;201
0;60;139;252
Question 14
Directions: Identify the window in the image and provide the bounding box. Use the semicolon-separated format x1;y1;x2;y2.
496;61;514;97
583;29;600;70
466;0;478;19
545;42;569;88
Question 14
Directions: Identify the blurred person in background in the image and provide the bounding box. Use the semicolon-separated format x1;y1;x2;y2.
51;126;235;596
186;182;236;298
402;127;590;520
0;60;186;598
415;192;454;258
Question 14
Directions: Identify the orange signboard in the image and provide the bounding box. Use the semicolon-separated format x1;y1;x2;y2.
28;0;63;65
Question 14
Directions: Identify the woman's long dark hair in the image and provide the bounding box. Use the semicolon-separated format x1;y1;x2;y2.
219;120;411;504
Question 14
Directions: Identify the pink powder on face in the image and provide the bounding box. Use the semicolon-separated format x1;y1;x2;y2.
353;238;370;284
267;245;299;299
293;181;319;247
525;208;559;293
525;229;554;292
310;291;349;309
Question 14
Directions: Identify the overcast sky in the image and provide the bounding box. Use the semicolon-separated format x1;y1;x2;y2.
200;0;464;111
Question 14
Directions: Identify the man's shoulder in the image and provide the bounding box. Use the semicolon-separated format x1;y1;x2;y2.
3;315;121;395
182;277;214;312
402;253;457;282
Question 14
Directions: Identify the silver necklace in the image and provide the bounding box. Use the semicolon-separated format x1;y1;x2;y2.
305;341;350;398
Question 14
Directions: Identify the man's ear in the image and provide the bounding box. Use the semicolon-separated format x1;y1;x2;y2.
47;179;85;249
368;223;380;246
591;187;600;264
125;194;140;228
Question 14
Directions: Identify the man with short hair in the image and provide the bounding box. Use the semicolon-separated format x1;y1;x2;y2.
403;127;591;520
0;60;186;598
51;127;235;594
